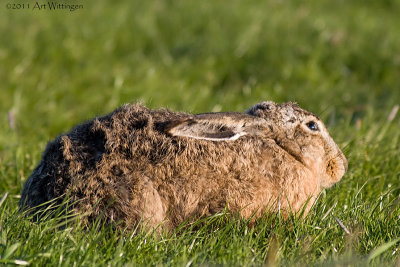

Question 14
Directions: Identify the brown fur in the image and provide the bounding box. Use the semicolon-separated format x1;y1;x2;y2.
20;102;347;230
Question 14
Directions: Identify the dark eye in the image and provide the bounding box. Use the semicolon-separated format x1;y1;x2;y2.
306;121;319;131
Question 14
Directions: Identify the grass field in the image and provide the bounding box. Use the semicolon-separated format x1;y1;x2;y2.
1;0;400;265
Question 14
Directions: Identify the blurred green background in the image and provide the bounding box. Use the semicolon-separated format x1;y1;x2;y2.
1;0;399;134
1;0;400;265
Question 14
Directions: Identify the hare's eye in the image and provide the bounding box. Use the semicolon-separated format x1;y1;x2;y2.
306;121;319;131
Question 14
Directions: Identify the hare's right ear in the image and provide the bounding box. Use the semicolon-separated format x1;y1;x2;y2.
164;113;267;141
246;101;276;117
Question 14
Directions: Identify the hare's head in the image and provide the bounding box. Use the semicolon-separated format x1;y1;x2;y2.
165;101;347;189
247;101;347;188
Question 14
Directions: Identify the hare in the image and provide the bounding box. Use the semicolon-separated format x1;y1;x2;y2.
20;101;347;230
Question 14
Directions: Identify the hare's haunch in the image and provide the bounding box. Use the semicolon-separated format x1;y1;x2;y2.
20;102;347;230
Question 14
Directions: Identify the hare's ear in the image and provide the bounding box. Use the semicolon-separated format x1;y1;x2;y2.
246;101;276;117
165;118;246;141
164;113;267;141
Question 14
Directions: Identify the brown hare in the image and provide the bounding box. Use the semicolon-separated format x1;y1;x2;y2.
20;101;347;230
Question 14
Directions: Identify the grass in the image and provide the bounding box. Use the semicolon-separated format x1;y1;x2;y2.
1;0;400;265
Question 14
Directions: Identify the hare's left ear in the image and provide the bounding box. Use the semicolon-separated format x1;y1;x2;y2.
164;113;267;141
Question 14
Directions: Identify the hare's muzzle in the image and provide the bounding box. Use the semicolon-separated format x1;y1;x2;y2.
324;150;348;188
